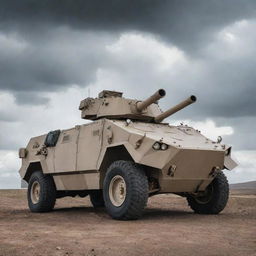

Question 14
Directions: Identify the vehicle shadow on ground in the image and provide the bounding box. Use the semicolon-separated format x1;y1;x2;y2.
52;206;194;220
143;208;193;219
5;206;232;222
53;206;101;213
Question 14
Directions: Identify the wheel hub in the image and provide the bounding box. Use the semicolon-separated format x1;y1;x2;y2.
31;181;40;204
194;184;214;204
109;175;126;207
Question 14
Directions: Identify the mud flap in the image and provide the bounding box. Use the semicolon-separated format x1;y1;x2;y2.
224;156;238;170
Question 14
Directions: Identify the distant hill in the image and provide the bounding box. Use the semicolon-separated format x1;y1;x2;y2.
230;181;256;190
230;181;256;195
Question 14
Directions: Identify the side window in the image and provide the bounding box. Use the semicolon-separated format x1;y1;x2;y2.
44;130;61;147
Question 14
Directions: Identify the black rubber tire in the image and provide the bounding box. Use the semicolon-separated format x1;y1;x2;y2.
186;171;229;214
90;190;105;208
28;171;56;212
103;160;148;220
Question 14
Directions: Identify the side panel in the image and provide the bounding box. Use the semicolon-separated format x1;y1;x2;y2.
96;120;132;170
53;173;99;190
53;121;103;190
76;120;103;171
44;148;55;173
54;128;79;172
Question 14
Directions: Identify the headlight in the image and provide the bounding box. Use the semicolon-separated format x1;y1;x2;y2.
152;142;168;151
161;143;168;150
152;142;161;150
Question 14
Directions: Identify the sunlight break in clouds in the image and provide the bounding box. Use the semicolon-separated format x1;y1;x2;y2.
106;33;187;72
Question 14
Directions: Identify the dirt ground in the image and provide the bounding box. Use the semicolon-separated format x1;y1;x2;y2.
0;190;255;256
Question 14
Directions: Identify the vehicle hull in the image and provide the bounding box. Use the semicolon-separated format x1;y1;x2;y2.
19;119;236;193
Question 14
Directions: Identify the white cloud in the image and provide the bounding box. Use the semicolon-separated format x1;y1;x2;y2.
0;87;88;150
0;150;21;188
204;19;256;59
0;32;28;53
89;32;194;102
106;33;186;72
0;151;20;175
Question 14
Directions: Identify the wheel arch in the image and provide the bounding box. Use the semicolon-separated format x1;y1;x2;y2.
23;161;43;182
98;145;134;188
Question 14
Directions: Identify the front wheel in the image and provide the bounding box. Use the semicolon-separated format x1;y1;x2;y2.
103;161;148;220
28;171;56;212
186;171;229;214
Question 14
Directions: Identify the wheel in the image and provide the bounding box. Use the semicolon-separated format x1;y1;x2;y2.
103;160;148;220
28;171;56;212
90;190;105;208
186;171;229;214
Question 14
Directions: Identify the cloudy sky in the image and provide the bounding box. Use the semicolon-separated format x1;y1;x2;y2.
0;0;256;188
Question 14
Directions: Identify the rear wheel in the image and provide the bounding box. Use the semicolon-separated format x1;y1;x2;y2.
90;190;105;208
28;171;56;212
186;171;229;214
103;160;148;220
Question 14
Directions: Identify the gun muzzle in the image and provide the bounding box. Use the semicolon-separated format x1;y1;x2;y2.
154;95;197;123
136;89;166;112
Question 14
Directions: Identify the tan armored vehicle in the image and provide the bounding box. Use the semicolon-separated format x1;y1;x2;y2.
19;89;237;220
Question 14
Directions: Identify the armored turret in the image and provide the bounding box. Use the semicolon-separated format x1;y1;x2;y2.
79;89;196;122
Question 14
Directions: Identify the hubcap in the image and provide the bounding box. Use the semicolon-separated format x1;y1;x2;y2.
194;184;214;204
109;175;126;207
31;181;40;204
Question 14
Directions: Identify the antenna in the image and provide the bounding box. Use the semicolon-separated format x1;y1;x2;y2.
88;87;90;97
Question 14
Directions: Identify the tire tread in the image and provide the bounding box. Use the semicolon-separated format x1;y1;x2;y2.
187;171;229;214
28;171;56;212
104;160;148;220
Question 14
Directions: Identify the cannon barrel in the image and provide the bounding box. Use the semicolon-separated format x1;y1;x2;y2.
154;95;197;123
136;89;166;112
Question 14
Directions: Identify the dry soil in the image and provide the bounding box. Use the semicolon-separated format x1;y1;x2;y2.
0;190;255;256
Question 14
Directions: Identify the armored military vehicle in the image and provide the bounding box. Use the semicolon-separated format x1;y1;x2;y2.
19;89;237;220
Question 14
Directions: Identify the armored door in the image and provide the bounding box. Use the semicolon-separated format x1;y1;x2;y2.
76;120;103;171
54;127;79;172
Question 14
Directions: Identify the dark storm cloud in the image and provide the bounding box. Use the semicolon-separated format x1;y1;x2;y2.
0;27;114;99
13;91;50;105
0;0;255;102
166;56;256;119
0;0;255;120
1;0;256;51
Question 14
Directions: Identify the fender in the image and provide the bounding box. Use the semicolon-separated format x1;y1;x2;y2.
96;142;140;171
19;158;49;181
